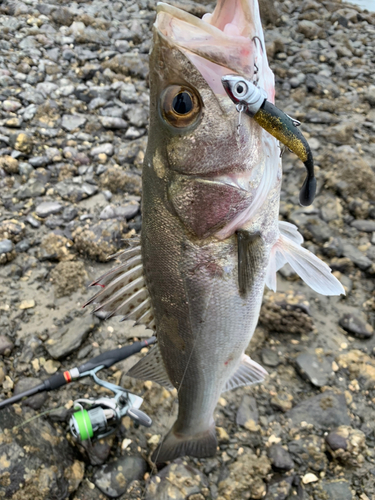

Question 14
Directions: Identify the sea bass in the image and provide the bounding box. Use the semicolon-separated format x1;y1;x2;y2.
85;0;344;462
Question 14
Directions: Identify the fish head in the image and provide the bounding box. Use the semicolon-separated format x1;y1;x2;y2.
146;0;281;238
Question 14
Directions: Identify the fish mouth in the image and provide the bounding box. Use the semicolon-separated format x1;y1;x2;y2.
155;0;274;97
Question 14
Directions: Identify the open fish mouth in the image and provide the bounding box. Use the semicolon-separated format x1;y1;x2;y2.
155;0;274;98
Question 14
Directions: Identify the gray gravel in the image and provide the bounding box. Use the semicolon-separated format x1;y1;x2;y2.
0;0;375;499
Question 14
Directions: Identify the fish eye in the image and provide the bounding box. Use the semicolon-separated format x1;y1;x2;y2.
161;85;202;128
234;81;248;98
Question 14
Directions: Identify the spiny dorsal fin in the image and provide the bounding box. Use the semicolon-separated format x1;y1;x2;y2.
84;241;155;328
265;221;345;295
237;231;266;296
126;344;173;390
223;354;268;392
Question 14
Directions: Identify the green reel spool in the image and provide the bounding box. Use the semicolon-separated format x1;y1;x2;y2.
71;409;94;441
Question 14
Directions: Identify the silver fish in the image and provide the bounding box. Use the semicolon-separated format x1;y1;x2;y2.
86;0;345;463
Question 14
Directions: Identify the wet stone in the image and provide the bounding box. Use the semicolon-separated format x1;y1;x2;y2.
339;314;373;339
287;392;350;429
93;455;147;498
268;445;294;471
45;314;99;359
0;239;13;254
295;352;331;387
261;348;280;367
236;395;259;429
35;201;63;218
13;377;48;410
351;220;375;232
315;480;352;500
325;430;348;451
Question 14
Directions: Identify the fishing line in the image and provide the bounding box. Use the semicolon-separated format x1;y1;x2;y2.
12;406;67;430
145;267;219;494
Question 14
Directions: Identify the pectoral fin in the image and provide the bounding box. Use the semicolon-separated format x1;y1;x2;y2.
265;222;345;296
223;354;268;392
237;230;265;296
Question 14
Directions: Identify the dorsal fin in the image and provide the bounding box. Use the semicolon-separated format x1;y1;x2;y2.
84;241;155;328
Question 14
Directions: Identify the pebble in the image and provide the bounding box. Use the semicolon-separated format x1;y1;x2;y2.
62;114;87;131
19;300;35;310
93;455;147;498
268;445;294;471
0;239;13;254
236;395;259;429
339;314;373;339
0;335;14;356
317;480;352;500
35;201;63;218
351;220;375;232
100;116;128;129
45;314;98;359
13;377;48;410
302;473;318;485
295;352;330;387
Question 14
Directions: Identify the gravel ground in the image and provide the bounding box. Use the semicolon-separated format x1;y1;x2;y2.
0;0;375;499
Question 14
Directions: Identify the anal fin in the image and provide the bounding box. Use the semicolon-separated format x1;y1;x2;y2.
223;354;268;392
126;344;174;390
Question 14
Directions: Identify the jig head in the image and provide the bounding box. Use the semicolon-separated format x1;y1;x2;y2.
222;75;316;206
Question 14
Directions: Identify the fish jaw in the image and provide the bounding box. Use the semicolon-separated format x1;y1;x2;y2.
155;0;275;100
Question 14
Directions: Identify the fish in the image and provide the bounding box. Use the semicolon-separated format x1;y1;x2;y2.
85;0;345;463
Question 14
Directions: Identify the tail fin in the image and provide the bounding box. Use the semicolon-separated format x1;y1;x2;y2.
152;424;217;463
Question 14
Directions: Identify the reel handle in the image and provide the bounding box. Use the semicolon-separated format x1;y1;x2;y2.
127;408;152;427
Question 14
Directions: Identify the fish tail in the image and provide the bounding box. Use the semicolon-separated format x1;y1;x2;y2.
152;423;217;463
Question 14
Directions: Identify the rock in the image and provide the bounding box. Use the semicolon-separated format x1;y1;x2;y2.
337;350;375;389
13;377;48;410
99;202;140;220
315;480;353;500
265;477;293;500
288;435;327;472
93;455;147;498
0;239;14;254
100;116;128;129
236;395;259;430
364;85;375;107
260;292;313;335
9;132;33;154
19;300;35;310
351;220;375;232
295;352;331;387
268;445;294;471
50;261;87;298
145;459;208;500
0;155;18;174
35;201;63;218
62;114;87;131
261;348;280;367
16;179;45;199
73;220;127;262
2;99;22;112
297;20;322;39
339;314;373;339
0;406;84;498
0;335;14;356
325;426;366;466
90;143;114;157
45;314;98;359
39;233;74;262
342;242;372;270
218;448;271;500
55;179;98;202
287;392;350;429
51;7;74;26
102;53;149;79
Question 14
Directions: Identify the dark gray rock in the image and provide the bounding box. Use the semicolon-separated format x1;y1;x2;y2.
145;459;208;500
268;445;294;471
287;392;350;429
295;352;331;387
62;206;78;221
93;455;147;498
45;314;99;359
13;377;48;410
288;435;327;472
25;214;41;228
261;348;280;367
342;242;372;270
16;180;45;200
236;395;259;427
315;480;352;500
351;219;375;232
265;477;293;500
0;239;13;254
325;431;348;451
339;314;373;339
0;334;14;355
55;179;98;202
35;201;63;218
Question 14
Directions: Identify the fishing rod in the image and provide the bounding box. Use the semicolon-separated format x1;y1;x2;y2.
0;337;156;441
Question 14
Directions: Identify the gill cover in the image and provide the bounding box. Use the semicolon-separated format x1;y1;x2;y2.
222;75;316;206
